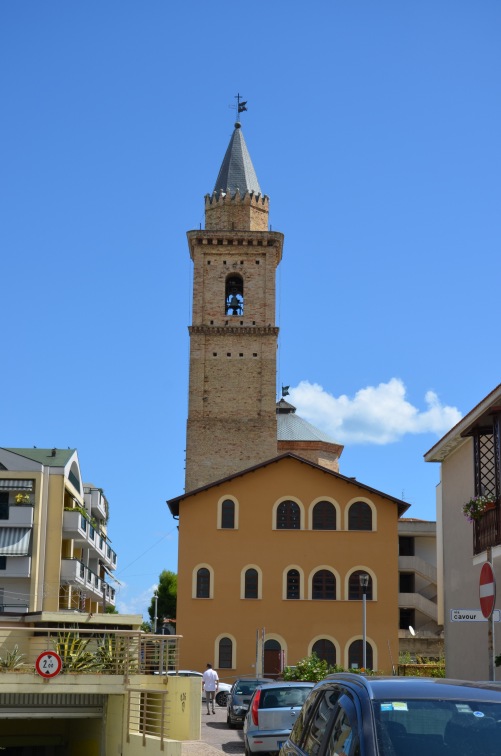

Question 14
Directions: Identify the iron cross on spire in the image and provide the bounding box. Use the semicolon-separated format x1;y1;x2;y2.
233;93;248;125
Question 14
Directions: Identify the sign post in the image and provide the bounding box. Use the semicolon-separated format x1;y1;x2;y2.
480;556;496;681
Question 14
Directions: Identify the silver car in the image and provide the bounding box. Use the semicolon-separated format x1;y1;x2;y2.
243;681;315;755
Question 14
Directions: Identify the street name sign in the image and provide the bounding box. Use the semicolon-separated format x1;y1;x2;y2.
480;562;496;618
451;609;501;622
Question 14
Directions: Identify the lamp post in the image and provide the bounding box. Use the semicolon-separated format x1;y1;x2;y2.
359;573;369;669
154;590;158;634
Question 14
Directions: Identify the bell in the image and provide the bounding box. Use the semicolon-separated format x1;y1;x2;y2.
227;295;241;315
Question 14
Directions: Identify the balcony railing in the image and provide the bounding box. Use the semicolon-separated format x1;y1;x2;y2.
0;505;34;527
474;504;500;555
62;511;116;569
0;627;180;676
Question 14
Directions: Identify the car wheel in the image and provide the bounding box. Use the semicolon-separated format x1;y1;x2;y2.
216;691;228;707
227;715;236;729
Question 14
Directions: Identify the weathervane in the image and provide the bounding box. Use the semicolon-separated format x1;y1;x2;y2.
231;93;248;128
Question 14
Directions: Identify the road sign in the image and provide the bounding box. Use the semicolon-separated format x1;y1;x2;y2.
35;651;62;678
451;609;501;622
480;562;496;619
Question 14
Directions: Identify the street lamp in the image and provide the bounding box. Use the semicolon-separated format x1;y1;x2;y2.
359;573;369;669
154;590;158;634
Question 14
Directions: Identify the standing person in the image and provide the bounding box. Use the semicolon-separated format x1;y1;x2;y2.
202;663;219;714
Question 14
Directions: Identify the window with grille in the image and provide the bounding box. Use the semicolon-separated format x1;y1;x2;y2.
218;637;232;668
244;568;258;599
312;638;336;666
221;499;235;529
277;500;301;529
348;502;372;531
312;570;336;600
196;568;210;598
287;569;300;599
312;501;336;530
348;571;373;600
348;639;373;670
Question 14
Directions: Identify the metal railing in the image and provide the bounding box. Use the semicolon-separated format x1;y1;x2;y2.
0;627;180;676
127;688;171;750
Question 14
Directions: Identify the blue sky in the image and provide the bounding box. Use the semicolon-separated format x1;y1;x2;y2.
1;2;500;618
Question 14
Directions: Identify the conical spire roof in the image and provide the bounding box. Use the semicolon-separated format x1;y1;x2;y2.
213;125;262;198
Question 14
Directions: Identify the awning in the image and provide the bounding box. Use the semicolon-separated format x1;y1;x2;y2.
0;528;31;555
99;561;123;585
0;480;34;491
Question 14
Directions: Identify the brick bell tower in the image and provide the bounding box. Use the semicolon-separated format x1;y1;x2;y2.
185;120;284;492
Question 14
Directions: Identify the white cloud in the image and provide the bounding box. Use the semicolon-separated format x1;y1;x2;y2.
289;378;462;445
116;582;157;617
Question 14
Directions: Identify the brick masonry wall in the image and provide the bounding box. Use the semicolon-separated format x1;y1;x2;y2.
184;198;283;491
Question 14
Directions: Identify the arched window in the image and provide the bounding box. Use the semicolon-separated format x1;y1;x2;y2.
312;501;336;530
221;499;235;529
348;639;373;670
312;639;336;666
286;569;300;600
218;637;232;668
348;571;373;600
244;568;258;599
196;568;210;598
225;275;244;316
312;570;336;600
277;500;301;530
348;502;372;531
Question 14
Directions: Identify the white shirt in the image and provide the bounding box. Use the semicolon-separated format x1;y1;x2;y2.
202;668;219;691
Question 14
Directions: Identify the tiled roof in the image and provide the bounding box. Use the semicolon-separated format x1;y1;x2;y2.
213;126;261;198
2;448;76;466
276;399;339;444
277;412;338;443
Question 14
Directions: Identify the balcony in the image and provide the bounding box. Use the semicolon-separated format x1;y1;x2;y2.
84;486;108;521
103;582;116;606
62;512;116;566
60;559;103;598
63;510;88;541
0;625;180;676
0;505;34;527
474;504;500;555
0;556;31;577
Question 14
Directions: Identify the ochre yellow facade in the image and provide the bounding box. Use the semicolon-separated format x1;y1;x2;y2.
174;455;402;677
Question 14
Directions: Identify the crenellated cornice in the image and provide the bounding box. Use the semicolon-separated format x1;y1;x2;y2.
189;325;279;336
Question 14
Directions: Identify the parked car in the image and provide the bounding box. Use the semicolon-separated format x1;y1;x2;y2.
227;677;275;728
244;681;315;755
280;673;501;756
166;670;232;706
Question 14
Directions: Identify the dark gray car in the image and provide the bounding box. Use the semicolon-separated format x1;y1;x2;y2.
227;677;275;728
280;673;501;756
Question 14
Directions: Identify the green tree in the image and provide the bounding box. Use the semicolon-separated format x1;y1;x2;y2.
147;570;177;631
283;653;343;682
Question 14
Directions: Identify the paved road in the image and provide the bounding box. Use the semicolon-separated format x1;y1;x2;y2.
200;703;245;754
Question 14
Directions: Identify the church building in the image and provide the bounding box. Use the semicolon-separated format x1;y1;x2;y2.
168;117;407;678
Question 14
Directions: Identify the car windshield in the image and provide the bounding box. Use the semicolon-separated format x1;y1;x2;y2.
235;681;262;696
373;697;501;756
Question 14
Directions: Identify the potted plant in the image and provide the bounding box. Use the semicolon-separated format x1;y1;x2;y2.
462;495;496;522
14;493;30;505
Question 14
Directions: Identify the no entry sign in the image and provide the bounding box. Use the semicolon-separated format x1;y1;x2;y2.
480;562;496;619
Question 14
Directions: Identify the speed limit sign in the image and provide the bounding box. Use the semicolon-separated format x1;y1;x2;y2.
35;651;63;678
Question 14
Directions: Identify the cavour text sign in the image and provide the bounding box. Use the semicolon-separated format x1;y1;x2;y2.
451;609;501;622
